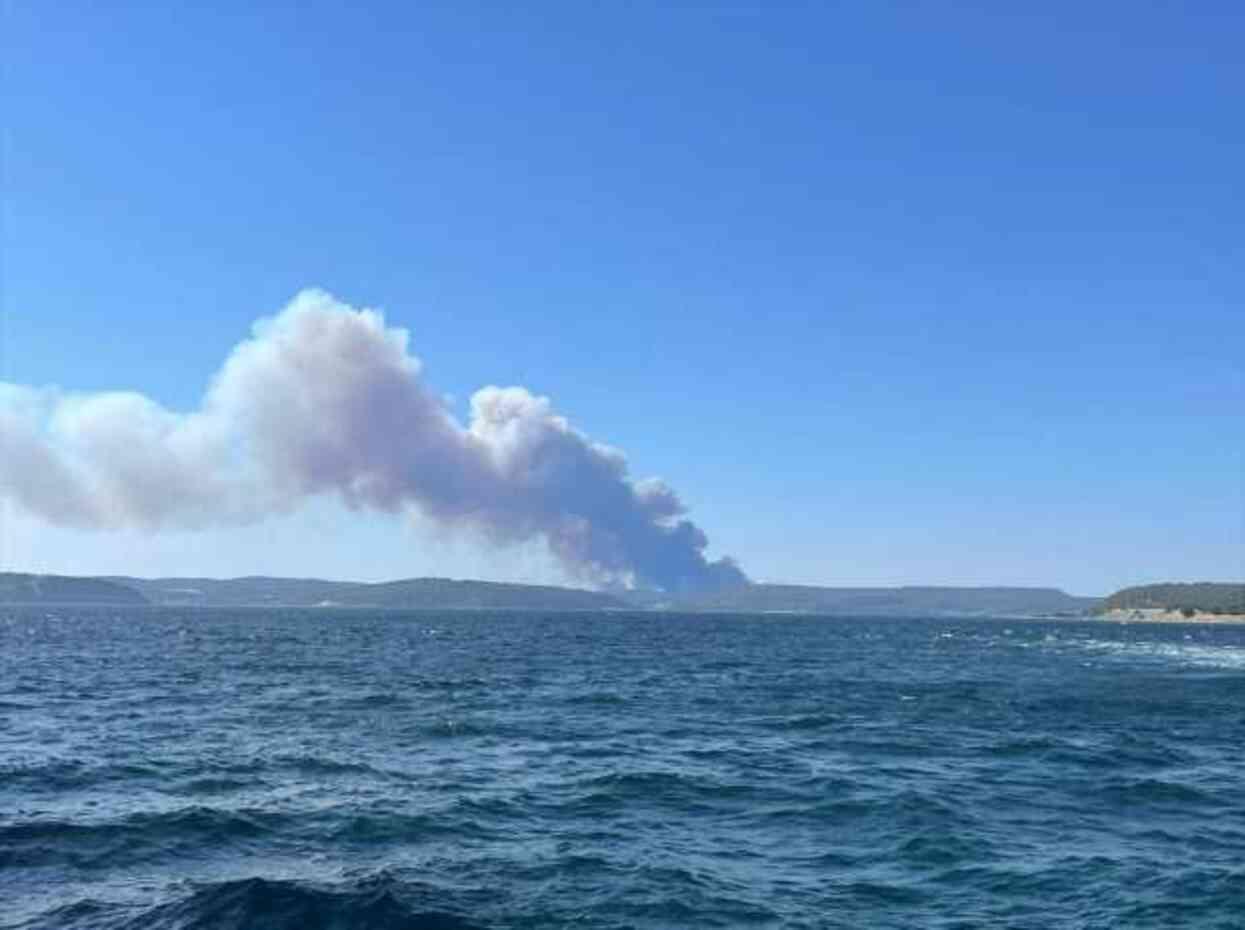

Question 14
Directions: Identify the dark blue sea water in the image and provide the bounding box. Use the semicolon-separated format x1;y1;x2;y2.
3;608;1244;929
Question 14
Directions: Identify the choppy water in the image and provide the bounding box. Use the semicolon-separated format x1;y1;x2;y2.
3;608;1244;929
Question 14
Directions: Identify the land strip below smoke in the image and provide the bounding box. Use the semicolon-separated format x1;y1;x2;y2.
1;572;1103;615
9;572;1238;619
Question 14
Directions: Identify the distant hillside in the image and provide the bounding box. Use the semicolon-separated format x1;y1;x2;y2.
107;576;363;607
350;578;627;610
1100;583;1245;615
5;572;1103;615
106;575;627;610
639;584;1099;616
0;573;149;605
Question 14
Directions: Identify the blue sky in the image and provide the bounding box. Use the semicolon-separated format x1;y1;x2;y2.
3;1;1241;594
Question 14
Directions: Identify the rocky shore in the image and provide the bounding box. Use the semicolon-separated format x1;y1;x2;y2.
1102;608;1245;624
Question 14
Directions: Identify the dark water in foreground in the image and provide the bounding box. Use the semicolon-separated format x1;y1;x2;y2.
2;608;1244;929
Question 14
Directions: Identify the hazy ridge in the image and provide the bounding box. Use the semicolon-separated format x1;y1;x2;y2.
1;572;1104;615
637;583;1099;616
100;575;629;611
0;573;149;605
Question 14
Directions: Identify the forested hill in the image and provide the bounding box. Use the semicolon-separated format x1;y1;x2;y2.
1100;583;1245;614
0;573;149;605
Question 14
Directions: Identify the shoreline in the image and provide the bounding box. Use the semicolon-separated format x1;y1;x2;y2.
1100;608;1245;624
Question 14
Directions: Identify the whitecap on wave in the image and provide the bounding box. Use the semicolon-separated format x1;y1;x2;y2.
1072;639;1245;671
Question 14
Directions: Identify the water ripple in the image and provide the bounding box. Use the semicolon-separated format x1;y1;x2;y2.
3;608;1244;928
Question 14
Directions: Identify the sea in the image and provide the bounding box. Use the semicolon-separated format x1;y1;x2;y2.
2;608;1244;929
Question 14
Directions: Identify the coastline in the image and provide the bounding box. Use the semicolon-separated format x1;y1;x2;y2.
1101;608;1245;624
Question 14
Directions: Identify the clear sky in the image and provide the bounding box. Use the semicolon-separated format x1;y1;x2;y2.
2;1;1241;595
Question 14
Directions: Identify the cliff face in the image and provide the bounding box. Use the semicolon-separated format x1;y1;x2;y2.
0;573;149;605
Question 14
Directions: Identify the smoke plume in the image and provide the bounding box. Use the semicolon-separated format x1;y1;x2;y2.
0;290;746;592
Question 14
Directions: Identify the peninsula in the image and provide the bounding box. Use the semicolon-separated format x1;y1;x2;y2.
1096;582;1245;622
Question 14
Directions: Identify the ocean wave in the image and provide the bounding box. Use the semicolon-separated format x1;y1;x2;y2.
754;711;842;731
578;770;761;807
1067;639;1245;670
7;609;1245;928
0;807;290;869
1096;777;1217;807
15;876;484;930
0;759;166;792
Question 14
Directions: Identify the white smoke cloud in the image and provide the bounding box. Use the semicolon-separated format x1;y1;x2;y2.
0;290;745;591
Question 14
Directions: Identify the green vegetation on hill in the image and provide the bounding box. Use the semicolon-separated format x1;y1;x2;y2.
1100;583;1245;615
0;573;149;605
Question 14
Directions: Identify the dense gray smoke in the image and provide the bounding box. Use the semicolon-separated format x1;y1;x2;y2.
0;290;746;591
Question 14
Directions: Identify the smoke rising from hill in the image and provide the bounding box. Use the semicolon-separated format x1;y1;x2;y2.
0;290;745;591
